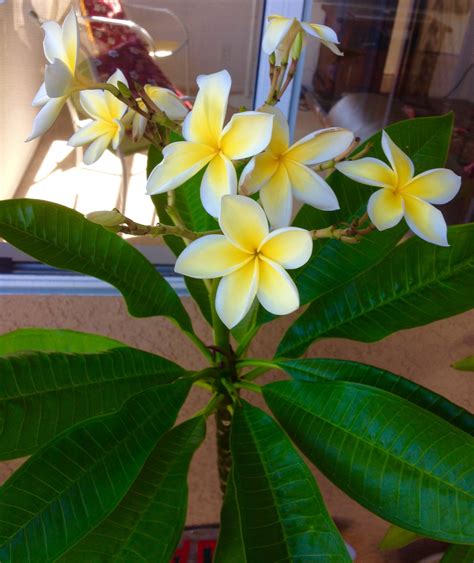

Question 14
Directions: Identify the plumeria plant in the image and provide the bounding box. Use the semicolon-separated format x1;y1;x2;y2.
0;8;473;562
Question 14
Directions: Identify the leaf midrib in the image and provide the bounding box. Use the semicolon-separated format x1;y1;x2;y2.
114;424;200;558
0;403;171;557
322;248;473;332
272;389;474;503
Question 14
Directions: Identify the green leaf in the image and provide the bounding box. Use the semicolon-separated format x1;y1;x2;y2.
0;328;123;356
275;358;474;435
0;380;190;561
215;401;351;562
148;144;214;325
0;198;192;331
0;346;186;459
214;469;246;562
258;113;454;326
264;380;474;543
379;524;420;550
60;416;206;562
441;544;474;562
453;355;474;372
278;223;474;358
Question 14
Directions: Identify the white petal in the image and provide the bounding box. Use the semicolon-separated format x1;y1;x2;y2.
284;127;354;165
335;157;396;188
200;154;237;217
257;256;299;316
146;142;215;195
62;8;78;73
381;131;414;186
258;105;289;155
402;169;461;204
238;153;279;195
80;90;110;121
182;70;231;147
219;195;269;253
44;58;73;98
216;259;259;329
367;188;404;231
285;161;339;210
302;22;339;43
175;235;252;279
321;39;344;56
68;120;109;147
259;227;313;269
104;69;129;119
259;164;293;229
83;134;113;165
403;196;449;247
220;111;273;160
42;21;66;64
145;85;188;121
26;96;67;141
132;112;147;142
32;83;49;107
111;119;125;150
262;15;296;54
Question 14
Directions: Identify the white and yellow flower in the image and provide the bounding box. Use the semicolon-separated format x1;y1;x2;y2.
336;131;461;246
146;70;274;217
28;8;80;141
239;106;354;228
175;195;312;328
68;70;128;165
132;85;189;141
262;14;342;64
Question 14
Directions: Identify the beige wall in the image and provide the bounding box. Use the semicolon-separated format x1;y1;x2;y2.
0;294;472;561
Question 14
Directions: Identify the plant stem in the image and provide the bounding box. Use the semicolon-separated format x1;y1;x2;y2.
235;380;262;394
210;280;231;359
237;358;280;370
215;395;233;496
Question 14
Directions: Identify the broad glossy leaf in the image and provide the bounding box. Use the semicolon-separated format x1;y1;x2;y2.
0;380;190;561
216;401;350;562
258;113;454;326
60;416;206;562
0;328;123;356
441;544;474;562
453;355;474;372
214;469;246;562
0;346;186;459
278;223;474;357
0;199;192;331
148;144;214;324
275;358;474;435
264;381;474;543
379;525;420;550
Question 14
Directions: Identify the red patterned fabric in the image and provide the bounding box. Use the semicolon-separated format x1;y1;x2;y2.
79;0;180;94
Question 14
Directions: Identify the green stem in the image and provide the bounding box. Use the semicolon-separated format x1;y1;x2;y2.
210;280;231;360
237;358;280;370
235;324;261;358
194;393;223;418
215;395;233;496
235;380;262;394
242;366;272;381
185;331;213;363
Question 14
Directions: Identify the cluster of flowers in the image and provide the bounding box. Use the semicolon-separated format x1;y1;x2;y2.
28;9;461;329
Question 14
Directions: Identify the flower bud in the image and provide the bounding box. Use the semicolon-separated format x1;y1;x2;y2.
290;31;304;61
86;209;125;227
